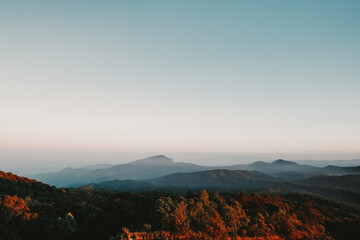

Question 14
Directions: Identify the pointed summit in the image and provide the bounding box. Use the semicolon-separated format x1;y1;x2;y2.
129;155;174;165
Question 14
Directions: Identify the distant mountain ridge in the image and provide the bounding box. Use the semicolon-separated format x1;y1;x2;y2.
32;155;360;187
128;155;174;165
92;169;277;191
150;169;277;189
33;155;213;187
4;158;360;207
91;170;360;206
294;159;360;167
227;159;317;174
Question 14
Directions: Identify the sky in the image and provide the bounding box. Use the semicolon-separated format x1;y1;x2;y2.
0;0;359;170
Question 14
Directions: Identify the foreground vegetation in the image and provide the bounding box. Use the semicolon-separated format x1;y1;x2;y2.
1;171;360;239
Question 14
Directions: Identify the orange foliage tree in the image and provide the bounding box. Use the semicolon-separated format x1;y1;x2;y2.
0;195;37;226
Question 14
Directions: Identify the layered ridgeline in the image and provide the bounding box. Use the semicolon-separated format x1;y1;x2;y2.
1;170;360;240
92;170;360;207
93;169;278;192
33;155;211;187
33;155;360;188
30;155;360;206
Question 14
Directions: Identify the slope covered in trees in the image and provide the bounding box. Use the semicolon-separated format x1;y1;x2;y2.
1;170;360;239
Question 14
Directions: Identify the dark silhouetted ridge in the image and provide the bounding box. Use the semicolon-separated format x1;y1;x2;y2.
272;159;299;165
148;169;277;190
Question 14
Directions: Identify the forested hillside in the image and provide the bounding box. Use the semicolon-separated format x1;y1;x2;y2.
1;170;360;240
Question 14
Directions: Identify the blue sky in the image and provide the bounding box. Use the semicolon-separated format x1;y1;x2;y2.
0;1;359;157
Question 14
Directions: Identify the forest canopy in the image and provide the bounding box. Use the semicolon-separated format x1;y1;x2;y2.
1;171;360;239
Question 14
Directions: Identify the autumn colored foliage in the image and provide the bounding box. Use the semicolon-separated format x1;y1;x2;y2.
1;171;360;240
0;171;39;184
0;195;38;238
111;190;332;239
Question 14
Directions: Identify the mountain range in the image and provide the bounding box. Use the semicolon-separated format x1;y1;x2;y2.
33;155;210;187
33;155;360;192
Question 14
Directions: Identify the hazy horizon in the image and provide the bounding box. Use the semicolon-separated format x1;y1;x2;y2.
1;149;360;176
1;1;359;173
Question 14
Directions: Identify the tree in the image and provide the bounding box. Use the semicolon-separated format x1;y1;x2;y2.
57;212;77;236
154;197;175;230
173;201;189;234
0;195;37;226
